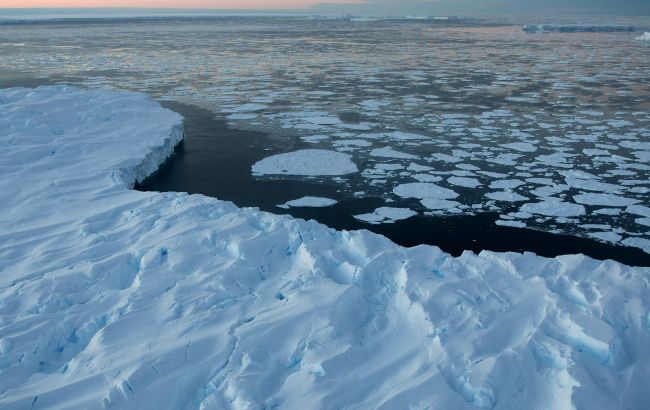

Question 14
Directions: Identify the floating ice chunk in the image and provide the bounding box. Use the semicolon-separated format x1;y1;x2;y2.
626;205;650;217
636;218;650;227
521;199;586;217
501;142;537;152
301;135;329;143
354;207;417;224
375;163;404;171
252;149;358;176
489;179;524;189
622;237;650;252
407;162;433;172
279;197;338;208
635;32;650;41
412;174;443;183
370;147;417;159
420;198;462;210
573;193;640;207
589;231;622;243
393;182;459;200
486;191;529;202
496;220;526;228
565;175;621;193
448;176;481;188
433;153;462;163
593;208;621;216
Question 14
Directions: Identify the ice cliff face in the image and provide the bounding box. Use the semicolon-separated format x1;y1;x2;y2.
1;86;649;409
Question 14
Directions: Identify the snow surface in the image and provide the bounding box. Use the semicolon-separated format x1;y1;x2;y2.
252;149;358;176
2;86;650;409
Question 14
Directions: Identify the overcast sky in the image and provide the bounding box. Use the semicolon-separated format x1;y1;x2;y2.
5;0;650;15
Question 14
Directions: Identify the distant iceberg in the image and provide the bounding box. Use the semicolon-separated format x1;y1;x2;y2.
523;24;634;33
636;32;650;41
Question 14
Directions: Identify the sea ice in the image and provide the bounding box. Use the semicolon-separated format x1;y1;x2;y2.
521;199;586;217
278;196;338;208
495;220;526;228
370;147;417;159
252;149;358;176
420;198;462;210
393;182;459;200
353;207;417;224
448;176;481;188
486;191;529;202
573;193;640;207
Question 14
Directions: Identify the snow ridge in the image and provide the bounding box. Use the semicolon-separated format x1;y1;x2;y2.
1;87;649;409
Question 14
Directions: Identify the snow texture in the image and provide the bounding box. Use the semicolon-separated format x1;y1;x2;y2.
1;87;650;410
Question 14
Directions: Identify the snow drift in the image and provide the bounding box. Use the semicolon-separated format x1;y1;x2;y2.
1;86;649;409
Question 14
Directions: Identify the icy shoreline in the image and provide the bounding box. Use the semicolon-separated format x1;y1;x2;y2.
1;86;649;409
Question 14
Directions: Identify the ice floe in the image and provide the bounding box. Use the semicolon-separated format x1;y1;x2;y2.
278;196;338;209
521;199;586;217
252;149;358;176
393;182;459;200
354;207;417;224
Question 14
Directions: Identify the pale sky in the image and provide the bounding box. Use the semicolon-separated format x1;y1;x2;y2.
0;0;361;8
2;0;649;15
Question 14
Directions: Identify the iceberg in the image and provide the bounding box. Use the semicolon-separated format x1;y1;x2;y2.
1;86;650;409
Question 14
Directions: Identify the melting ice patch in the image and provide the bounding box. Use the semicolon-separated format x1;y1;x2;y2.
252;149;358;176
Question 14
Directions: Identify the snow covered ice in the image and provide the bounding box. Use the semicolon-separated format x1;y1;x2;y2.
2;85;650;409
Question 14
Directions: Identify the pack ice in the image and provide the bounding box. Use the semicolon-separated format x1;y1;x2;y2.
1;86;649;410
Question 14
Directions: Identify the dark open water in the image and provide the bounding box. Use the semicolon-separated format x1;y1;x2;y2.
137;102;650;266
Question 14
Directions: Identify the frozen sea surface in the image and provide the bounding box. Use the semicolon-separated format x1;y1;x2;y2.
2;85;650;410
0;16;649;253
